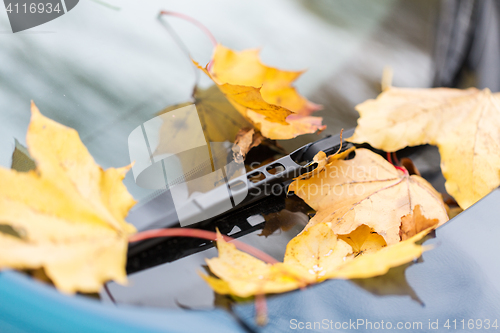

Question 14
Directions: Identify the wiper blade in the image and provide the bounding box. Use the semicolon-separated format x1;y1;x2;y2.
126;129;354;274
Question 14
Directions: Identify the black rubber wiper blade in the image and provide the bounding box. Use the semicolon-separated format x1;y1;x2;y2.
125;129;354;274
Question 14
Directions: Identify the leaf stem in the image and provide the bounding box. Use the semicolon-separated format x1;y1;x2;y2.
159;11;217;47
392;152;400;166
386;152;393;165
386;152;407;174
255;294;268;326
158;11;217;92
129;228;279;264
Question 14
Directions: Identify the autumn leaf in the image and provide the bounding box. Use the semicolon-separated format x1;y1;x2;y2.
299;151;328;179
288;148;448;245
195;60;291;124
348;87;500;209
202;148;443;297
202;224;431;297
399;205;439;241
195;44;325;139
0;103;136;293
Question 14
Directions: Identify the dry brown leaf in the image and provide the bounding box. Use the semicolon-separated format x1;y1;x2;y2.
296;145;356;181
232;128;265;163
400;157;421;176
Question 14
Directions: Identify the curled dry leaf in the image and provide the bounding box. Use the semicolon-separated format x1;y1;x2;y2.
299;151;327;179
202;224;430;297
195;44;325;139
297;146;356;181
232;128;265;163
348;87;500;209
0;103;136;293
400;157;421;176
288;148;448;245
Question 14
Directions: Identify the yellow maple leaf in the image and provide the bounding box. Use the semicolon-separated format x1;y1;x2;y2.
0;103;136;293
202;223;430;297
194;44;325;139
288;148;448;245
348;87;500;209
